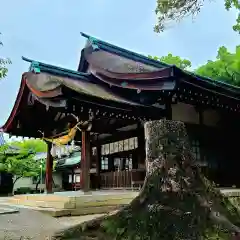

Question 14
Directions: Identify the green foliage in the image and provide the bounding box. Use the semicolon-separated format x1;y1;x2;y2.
11;139;47;153
0;146;38;178
196;45;240;86
9;139;50;176
0;144;44;190
149;47;240;87
15;187;32;194
0;143;8;153
148;53;192;69
8;139;57;191
0;33;11;80
154;0;240;34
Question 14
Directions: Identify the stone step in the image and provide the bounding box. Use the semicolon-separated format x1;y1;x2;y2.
8;198;75;209
69;205;121;216
39;205;120;217
6;191;138;217
75;196;133;208
3;202;121;217
6;198;126;217
9;194;135;209
13;191;138;201
13;194;73;202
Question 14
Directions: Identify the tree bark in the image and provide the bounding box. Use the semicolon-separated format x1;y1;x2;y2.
12;176;22;195
54;120;240;240
35;177;40;192
36;176;55;192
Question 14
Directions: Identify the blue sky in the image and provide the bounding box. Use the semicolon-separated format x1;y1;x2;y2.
0;0;239;129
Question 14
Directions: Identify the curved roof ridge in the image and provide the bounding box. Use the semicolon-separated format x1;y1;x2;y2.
22;56;90;79
80;32;240;93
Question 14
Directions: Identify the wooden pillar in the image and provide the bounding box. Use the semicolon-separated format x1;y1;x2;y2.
81;129;91;192
95;145;101;189
45;142;53;194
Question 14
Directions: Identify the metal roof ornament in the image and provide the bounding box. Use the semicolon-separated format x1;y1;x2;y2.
88;37;99;51
30;61;41;74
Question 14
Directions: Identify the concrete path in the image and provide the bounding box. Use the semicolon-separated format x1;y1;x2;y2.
0;206;18;215
0;201;103;240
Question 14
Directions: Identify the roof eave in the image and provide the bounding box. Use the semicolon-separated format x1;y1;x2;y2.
1;75;27;134
80;33;240;96
80;32;170;70
23;56;90;80
1;58;92;135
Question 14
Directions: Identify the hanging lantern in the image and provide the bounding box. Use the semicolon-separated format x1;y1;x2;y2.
51;144;57;157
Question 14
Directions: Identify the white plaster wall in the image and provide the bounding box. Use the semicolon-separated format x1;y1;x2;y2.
13;172;62;191
53;172;62;188
203;109;220;127
14;177;33;190
172;103;199;124
74;168;96;174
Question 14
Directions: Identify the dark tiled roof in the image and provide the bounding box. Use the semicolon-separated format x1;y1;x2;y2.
79;32;240;96
1;33;240;137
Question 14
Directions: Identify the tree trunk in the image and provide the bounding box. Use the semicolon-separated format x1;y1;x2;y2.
35;177;41;192
52;176;56;188
54;120;240;240
12;176;22;195
35;175;55;193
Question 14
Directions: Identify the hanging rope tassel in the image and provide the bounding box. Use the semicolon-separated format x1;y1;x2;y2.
40;122;81;146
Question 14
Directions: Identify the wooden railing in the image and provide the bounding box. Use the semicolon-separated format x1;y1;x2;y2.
100;169;145;189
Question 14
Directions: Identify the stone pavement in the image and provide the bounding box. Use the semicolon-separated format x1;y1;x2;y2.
0;206;19;215
0;202;103;240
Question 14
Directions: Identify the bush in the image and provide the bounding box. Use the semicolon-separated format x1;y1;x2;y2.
15;187;32;195
31;189;44;194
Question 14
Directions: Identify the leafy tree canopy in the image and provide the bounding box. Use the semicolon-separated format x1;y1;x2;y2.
0;33;11;80
0;150;38;178
148;53;192;69
0;139;49;193
149;46;240;87
0;144;41;190
195;45;240;86
11;139;47;153
154;0;240;33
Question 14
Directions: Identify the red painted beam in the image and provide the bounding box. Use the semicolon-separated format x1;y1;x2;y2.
45;142;53;193
81;130;91;192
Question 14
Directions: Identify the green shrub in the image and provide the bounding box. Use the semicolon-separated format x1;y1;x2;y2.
15;187;32;194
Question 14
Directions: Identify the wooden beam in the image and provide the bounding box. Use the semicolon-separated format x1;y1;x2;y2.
81;129;91;192
45;142;53;193
92;128;141;146
91;119;136;134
